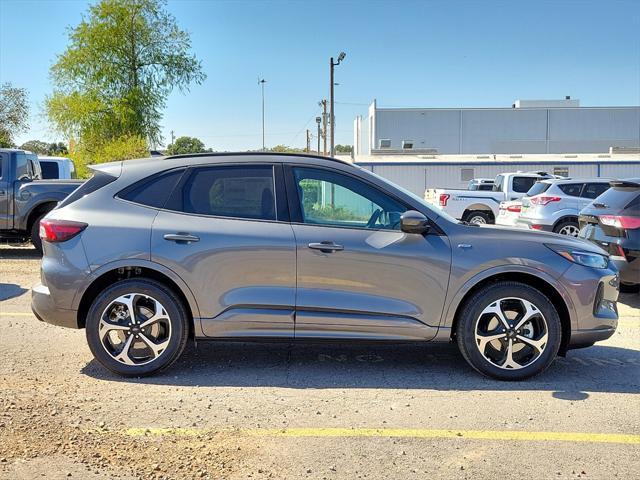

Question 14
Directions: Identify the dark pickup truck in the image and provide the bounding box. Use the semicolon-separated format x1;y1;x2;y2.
0;149;82;252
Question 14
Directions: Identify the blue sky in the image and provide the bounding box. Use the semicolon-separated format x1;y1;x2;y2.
1;0;639;150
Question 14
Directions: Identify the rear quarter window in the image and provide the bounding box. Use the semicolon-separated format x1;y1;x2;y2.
118;169;185;209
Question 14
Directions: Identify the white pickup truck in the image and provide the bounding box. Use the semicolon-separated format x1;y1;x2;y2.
424;172;551;224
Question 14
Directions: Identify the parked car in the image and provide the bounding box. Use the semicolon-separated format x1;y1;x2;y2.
0;149;83;252
38;156;76;179
467;178;494;191
579;178;640;293
517;178;611;236
425;172;552;224
32;153;619;380
496;199;523;228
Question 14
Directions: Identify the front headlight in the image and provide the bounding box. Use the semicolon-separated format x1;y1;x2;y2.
545;244;609;269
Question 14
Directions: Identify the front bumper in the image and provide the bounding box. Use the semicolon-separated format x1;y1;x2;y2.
561;263;619;350
31;282;79;329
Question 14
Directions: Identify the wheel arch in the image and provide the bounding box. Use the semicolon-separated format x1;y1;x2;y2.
75;261;200;338
552;215;579;231
25;201;58;233
446;270;574;356
462;206;495;222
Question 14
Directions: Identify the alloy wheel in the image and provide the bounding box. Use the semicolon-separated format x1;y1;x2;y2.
474;297;548;370
469;215;487;225
98;293;172;366
558;224;579;236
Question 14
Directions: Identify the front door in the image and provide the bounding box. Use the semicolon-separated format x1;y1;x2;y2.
151;163;296;338
286;165;451;341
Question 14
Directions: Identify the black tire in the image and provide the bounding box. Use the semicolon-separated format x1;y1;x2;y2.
553;219;579;237
85;278;189;377
30;213;45;254
456;281;562;381
620;283;639;294
464;210;492;225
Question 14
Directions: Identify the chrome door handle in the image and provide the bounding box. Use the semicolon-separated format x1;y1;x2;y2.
308;242;344;253
163;233;200;244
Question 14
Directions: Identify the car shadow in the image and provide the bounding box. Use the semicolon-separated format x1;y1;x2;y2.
0;246;41;259
620;292;639;309
0;283;29;301
81;341;640;397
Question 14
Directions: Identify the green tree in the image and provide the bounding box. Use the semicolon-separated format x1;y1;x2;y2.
335;144;353;153
46;0;206;148
166;136;207;155
21;140;70;155
0;83;29;147
269;144;304;153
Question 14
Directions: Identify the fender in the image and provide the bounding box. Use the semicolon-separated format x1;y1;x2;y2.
71;258;202;320
440;264;578;332
16;195;66;231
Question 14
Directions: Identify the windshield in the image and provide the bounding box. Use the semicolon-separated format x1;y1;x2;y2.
357;166;460;224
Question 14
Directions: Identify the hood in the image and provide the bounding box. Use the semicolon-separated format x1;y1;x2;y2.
476;223;608;256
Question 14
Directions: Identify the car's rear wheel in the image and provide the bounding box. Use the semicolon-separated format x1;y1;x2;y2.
85;279;189;377
464;211;492;225
456;281;562;380
30;213;46;254
553;219;579;237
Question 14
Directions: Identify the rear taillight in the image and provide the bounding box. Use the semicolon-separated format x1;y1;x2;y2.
439;194;450;206
530;196;561;206
530;225;544;230
599;215;640;230
507;205;522;213
39;219;87;243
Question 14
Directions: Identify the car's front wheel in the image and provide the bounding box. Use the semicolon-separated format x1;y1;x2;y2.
85;279;189;377
456;281;562;380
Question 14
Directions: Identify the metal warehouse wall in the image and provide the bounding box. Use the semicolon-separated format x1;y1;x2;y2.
372;107;640;154
358;162;640;197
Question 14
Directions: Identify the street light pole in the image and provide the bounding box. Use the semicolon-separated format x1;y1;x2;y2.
316;116;321;154
258;78;266;151
329;52;345;157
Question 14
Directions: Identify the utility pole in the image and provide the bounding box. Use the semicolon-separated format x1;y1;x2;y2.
258;78;266;151
170;130;175;145
316;117;321;154
329;52;346;157
306;129;311;153
319;100;328;156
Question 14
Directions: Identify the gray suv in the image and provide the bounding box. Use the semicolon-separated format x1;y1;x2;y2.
31;154;619;380
517;178;611;236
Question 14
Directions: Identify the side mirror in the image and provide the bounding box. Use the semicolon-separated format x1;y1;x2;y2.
400;210;431;234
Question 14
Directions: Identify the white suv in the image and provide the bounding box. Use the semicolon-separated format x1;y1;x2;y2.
516;178;611;236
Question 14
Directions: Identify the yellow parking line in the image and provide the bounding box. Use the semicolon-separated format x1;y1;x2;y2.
120;427;640;445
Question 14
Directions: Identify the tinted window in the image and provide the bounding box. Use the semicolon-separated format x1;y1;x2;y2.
591;186;640;210
581;183;609;199
120;169;184;209
558;183;583;197
293;167;407;230
512;176;538;193
526;182;551;197
477;184;494;191
15;153;30;180
40;161;59;179
58;171;116;208
175;165;276;220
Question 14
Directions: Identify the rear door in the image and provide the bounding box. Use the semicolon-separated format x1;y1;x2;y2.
150;163;296;338
286;164;451;341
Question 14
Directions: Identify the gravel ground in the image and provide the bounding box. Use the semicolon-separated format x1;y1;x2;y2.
1;245;638;479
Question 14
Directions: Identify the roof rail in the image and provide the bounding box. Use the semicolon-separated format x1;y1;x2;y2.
162;151;351;165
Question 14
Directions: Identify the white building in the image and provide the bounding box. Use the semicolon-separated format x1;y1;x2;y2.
351;99;640;195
